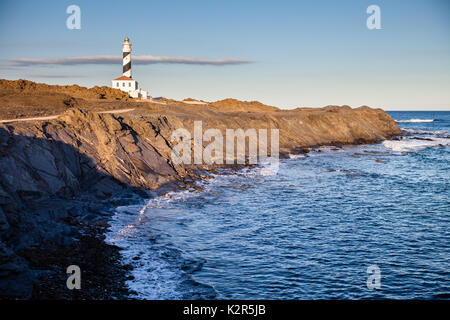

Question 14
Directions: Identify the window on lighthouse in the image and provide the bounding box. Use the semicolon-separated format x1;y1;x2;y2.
122;82;125;87
128;82;131;87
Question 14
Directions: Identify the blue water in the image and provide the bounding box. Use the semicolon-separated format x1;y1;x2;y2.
107;111;450;299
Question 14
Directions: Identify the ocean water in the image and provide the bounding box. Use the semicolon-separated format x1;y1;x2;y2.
106;111;450;300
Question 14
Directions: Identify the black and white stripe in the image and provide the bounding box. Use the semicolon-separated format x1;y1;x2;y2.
123;51;131;78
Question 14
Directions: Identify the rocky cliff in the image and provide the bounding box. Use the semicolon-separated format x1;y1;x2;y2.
0;81;401;299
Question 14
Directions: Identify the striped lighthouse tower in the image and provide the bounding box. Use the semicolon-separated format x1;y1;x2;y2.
122;36;132;78
112;37;148;99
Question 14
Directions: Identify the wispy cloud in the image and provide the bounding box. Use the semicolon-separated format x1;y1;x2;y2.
0;64;22;70
7;55;253;66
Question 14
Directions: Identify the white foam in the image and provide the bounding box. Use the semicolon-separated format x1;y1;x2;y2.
383;138;449;152
396;119;435;123
106;201;191;299
401;128;445;134
289;154;306;159
258;159;280;176
106;170;265;299
111;236;186;299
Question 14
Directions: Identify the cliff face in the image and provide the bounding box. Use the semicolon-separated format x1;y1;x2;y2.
0;96;401;298
0;105;401;197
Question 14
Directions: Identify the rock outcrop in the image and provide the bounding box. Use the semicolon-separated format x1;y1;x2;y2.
0;79;131;120
0;80;401;299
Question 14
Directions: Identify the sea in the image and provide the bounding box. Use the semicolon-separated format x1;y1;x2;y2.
106;111;450;299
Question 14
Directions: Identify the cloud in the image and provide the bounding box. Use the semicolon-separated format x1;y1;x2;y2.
0;64;22;70
7;55;253;66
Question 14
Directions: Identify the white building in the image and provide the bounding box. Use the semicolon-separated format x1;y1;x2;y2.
112;75;148;99
111;37;149;99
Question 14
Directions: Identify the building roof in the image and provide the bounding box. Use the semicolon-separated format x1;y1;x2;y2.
113;75;134;81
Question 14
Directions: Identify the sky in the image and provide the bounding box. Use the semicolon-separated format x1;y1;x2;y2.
0;0;449;110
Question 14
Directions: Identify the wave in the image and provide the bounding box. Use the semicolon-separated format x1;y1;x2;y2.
383;137;449;152
106;165;278;299
106;203;217;299
396;119;435;123
401;128;446;134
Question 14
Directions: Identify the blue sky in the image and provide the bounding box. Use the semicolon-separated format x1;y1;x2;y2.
0;0;449;110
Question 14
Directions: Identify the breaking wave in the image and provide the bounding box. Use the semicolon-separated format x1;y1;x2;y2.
396;119;435;123
106;200;217;299
383;137;449;152
106;164;274;299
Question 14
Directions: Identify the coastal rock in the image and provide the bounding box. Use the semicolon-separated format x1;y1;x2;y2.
0;239;33;299
0;79;402;299
0;207;9;232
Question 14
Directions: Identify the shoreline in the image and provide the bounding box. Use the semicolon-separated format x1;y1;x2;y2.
105;140;404;299
0;80;402;299
24;139;399;300
0;137;401;299
102;139;402;299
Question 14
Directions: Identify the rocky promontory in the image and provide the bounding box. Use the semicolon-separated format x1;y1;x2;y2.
0;79;401;299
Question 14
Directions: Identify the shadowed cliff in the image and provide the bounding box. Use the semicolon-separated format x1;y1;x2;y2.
0;126;151;299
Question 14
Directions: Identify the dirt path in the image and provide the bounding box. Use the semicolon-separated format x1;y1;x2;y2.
0;115;60;124
0;108;136;124
97;108;135;114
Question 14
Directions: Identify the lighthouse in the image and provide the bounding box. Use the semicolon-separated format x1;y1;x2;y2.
112;36;149;99
122;36;132;78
